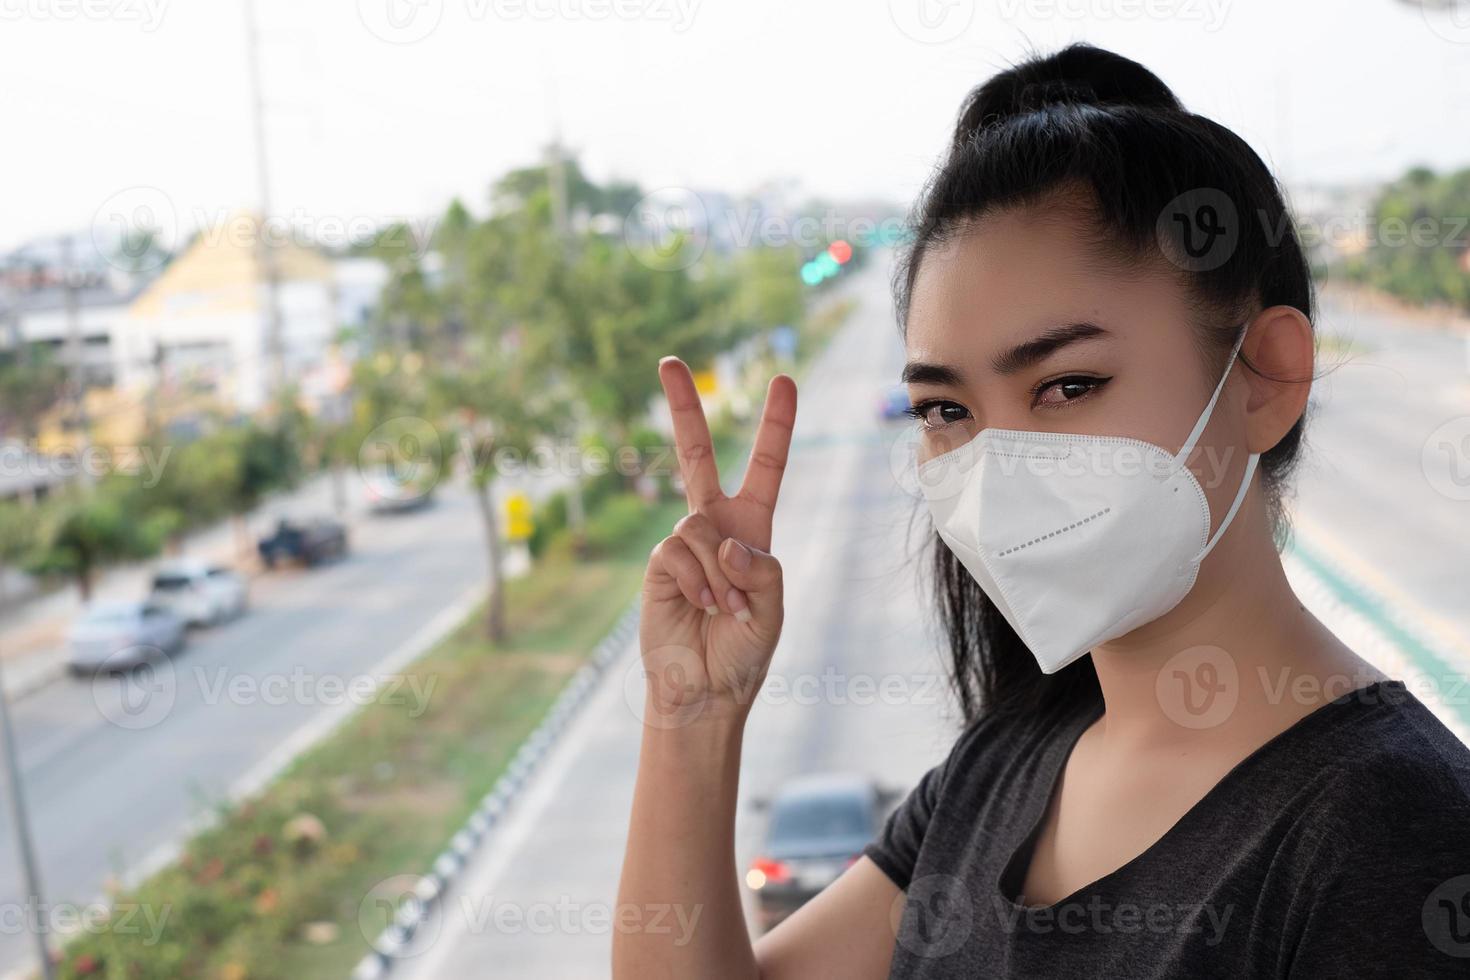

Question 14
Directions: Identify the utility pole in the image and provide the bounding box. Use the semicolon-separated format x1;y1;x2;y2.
244;0;286;403
541;93;588;545
0;653;56;980
546;136;569;240
60;235;94;486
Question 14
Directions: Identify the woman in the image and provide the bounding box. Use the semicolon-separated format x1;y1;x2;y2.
614;44;1470;978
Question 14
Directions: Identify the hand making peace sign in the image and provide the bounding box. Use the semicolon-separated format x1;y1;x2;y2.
639;356;798;727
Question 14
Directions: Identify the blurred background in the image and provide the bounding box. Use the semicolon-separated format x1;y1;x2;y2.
1;1;1469;977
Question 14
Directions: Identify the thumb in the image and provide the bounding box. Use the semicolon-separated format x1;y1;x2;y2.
718;537;782;615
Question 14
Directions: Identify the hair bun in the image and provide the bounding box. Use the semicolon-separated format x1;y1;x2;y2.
954;43;1182;150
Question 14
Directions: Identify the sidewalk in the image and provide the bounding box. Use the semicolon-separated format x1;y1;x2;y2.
0;469;370;700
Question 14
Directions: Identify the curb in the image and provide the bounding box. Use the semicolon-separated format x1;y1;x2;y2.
348;601;641;980
0;652;67;701
1285;533;1470;739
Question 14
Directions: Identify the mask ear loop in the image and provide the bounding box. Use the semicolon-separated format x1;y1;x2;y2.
1173;322;1260;564
1174;322;1250;467
1194;451;1259;562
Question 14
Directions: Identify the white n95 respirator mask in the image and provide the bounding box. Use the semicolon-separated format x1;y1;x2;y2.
916;326;1259;675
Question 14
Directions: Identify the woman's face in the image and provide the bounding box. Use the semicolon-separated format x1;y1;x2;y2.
903;203;1248;495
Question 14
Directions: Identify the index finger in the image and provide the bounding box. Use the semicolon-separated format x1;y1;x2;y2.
658;356;724;511
736;374;797;513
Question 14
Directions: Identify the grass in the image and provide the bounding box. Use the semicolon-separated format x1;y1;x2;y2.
56;491;690;980
51;291;855;980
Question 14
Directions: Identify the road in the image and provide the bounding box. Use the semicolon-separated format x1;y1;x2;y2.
394;261;1470;978
5;260;1464;978
1290;290;1470;651
0;490;489;975
394;259;962;977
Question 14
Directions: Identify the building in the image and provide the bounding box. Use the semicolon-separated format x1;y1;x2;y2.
0;282;141;388
118;211;342;412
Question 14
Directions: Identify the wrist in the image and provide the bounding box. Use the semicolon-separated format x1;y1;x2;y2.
638;681;752;738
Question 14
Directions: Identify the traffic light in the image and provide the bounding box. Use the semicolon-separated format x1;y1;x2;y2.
799;240;857;286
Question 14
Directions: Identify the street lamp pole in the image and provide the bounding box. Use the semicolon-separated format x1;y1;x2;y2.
0;655;56;980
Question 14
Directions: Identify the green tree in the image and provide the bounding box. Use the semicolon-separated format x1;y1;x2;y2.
1347;164;1470;310
0;501;36;605
431;201;560;639
0;348;67;439
28;491;169;600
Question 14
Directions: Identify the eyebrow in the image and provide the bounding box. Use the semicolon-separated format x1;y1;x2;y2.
901;322;1110;386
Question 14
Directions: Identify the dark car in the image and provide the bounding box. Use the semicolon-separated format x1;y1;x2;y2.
745;773;895;930
257;517;348;569
878;384;912;421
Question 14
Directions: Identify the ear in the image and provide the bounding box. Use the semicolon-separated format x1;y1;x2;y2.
1241;305;1314;455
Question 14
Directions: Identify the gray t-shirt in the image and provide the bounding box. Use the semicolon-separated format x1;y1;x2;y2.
863;679;1470;977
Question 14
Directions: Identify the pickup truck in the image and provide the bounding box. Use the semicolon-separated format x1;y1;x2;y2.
257;517;349;569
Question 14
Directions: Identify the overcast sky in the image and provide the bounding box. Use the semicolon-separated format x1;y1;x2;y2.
3;0;1467;254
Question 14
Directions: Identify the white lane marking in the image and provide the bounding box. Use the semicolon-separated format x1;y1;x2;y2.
0;581;488;980
398;628;635;980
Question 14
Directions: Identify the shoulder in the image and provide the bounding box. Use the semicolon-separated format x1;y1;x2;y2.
1294;682;1470;837
1278;684;1470;975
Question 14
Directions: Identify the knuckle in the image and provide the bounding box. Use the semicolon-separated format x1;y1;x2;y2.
673;512;712;540
748;448;785;473
679;441;712;466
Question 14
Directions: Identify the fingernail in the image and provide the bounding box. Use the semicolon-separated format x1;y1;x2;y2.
700;587;717;616
725;539;751;571
727;587;751;623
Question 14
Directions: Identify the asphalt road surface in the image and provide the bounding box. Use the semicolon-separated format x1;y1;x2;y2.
396;260;963;977
395;263;1470;978
1291;290;1470;648
0;491;488;975
4;259;1465;978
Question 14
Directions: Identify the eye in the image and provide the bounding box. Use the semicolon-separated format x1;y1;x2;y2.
903;399;971;430
1032;374;1111;409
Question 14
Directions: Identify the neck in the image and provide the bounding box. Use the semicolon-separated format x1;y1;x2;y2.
1086;496;1378;749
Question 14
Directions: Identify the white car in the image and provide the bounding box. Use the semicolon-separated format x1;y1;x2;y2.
148;561;249;627
67;601;185;674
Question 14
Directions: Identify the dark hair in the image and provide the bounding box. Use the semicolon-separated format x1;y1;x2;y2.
896;43;1314;727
